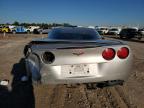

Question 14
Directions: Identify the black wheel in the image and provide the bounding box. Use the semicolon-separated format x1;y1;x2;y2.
126;36;130;39
40;31;43;34
120;36;123;39
137;35;142;40
12;30;16;34
3;30;6;33
138;37;142;40
27;30;30;34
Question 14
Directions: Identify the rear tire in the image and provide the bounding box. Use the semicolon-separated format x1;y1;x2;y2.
12;30;16;34
27;30;30;34
3;30;6;33
40;31;43;34
120;36;123;39
138;37;142;40
137;35;142;40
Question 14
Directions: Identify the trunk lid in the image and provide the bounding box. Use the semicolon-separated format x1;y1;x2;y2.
31;39;124;65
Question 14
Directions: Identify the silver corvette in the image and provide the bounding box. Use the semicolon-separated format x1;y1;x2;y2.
24;27;132;87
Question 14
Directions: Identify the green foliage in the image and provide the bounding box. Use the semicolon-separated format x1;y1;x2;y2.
0;21;76;28
13;21;19;26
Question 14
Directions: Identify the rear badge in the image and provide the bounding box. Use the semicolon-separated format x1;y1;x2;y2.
72;49;84;56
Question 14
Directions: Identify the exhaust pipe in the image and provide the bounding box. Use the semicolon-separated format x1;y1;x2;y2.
86;80;124;89
96;80;124;88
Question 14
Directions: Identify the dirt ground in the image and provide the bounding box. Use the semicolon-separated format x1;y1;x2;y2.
0;33;144;108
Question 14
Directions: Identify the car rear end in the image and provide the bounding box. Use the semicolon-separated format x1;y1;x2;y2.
25;41;132;85
107;28;121;35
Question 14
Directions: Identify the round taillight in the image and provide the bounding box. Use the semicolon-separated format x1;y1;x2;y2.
102;48;115;60
117;47;129;59
42;52;55;64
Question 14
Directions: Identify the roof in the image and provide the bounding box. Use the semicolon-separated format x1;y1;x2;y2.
52;27;96;34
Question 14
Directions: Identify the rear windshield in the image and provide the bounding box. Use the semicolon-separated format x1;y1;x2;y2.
48;28;101;40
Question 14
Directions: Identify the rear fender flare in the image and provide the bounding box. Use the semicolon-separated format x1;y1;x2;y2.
25;53;41;81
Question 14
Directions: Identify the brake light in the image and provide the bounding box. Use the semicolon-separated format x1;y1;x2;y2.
102;48;115;60
117;47;129;59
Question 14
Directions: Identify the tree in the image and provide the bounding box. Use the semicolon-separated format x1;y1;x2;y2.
13;21;19;26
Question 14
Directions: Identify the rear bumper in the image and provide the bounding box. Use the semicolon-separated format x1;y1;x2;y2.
40;64;131;84
25;54;132;84
41;72;130;84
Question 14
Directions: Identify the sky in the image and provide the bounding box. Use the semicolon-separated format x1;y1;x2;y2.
0;0;144;26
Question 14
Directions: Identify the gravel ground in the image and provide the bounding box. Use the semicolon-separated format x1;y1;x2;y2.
0;34;144;108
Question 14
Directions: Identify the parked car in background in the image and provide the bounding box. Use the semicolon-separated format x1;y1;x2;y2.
33;28;51;34
24;27;132;88
0;26;2;32
119;28;142;40
97;27;109;35
138;28;144;36
88;26;95;29
27;26;40;33
1;26;11;33
8;25;15;31
40;28;51;34
33;28;41;34
107;28;121;35
12;26;29;34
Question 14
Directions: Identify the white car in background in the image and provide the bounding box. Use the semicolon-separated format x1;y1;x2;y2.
88;26;95;29
27;26;40;33
33;28;51;34
138;28;144;36
97;27;109;35
107;28;121;35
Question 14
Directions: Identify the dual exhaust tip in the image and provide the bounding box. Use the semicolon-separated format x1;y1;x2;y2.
86;80;124;89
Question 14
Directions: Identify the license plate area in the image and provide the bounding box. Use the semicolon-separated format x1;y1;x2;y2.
72;64;89;75
61;64;97;77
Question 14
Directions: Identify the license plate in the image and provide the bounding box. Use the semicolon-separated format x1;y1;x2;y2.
61;64;88;75
70;64;89;75
61;64;98;77
73;65;84;74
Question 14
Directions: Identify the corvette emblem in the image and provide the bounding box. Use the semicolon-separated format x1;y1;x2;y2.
72;49;84;56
